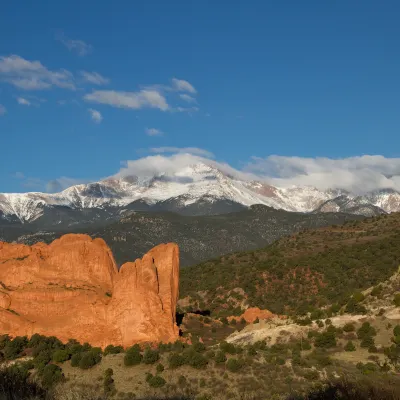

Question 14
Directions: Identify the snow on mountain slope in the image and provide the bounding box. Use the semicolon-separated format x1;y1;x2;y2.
1;161;399;222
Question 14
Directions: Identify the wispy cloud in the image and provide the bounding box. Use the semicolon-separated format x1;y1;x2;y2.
149;147;214;158
80;71;109;85
46;177;87;193
0;104;6;115
57;33;92;56
171;78;196;94
84;89;169;111
146;128;163;136
88;108;103;123
17;97;31;106
0;55;75;90
179;93;196;103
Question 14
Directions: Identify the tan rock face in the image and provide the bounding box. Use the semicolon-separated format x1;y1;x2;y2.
0;234;180;348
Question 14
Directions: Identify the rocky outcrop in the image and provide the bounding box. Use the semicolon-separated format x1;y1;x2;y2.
0;234;179;348
228;307;276;323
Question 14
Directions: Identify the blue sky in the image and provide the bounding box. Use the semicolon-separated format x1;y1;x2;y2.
1;1;399;193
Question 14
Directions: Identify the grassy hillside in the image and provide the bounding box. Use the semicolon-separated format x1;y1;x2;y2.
180;213;400;316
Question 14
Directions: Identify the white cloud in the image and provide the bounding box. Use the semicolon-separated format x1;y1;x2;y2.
146;128;163;136
175;106;199;113
243;155;400;194
84;89;169;111
80;71;109;85
149;147;214;158
58;34;92;56
114;152;400;195
0;104;6;115
171;78;196;93
0;55;75;90
179;94;196;103
88;108;103;123
17;97;31;106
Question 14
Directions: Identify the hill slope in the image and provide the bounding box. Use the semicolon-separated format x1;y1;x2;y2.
180;212;400;315
10;206;363;267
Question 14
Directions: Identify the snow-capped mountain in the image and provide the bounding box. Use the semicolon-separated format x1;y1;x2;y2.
1;161;399;223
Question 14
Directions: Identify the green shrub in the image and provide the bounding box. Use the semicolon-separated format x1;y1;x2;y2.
156;363;164;373
103;368;114;394
124;347;142;366
40;364;64;388
79;349;102;369
148;375;166;388
344;341;356;352
104;345;123;356
143;348;160;364
214;351;227;364
220;341;236;354
168;352;185;368
343;323;355;332
33;350;52;371
192;341;206;353
314;330;336;348
360;336;375;348
226;358;244;372
371;285;383;297
71;352;82;367
52;349;70;363
183;350;208;369
394;325;400;337
303;369;319;381
393;294;400;307
3;336;28;360
357;322;377;339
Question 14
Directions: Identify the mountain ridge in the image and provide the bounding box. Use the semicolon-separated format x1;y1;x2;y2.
2;161;400;222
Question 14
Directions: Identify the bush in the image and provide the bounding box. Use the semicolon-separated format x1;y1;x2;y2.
3;336;28;360
52;349;70;363
79;349;102;369
148;375;166;388
394;325;400;337
124;347;142;366
33;350;52;371
393;293;400;307
168;353;185;369
303;369;319;381
104;368;114;394
343;323;355;332
360;336;375;348
40;364;64;388
70;352;82;367
314;330;336;348
104;345;123;356
357;322;376;340
156;363;164;373
220;341;236;354
344;341;356;352
226;358;244;372
214;351;227;364
143;348;160;364
192;341;206;353
182;350;208;369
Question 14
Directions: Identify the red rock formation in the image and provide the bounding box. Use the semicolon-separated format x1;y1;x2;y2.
0;234;179;348
229;307;275;323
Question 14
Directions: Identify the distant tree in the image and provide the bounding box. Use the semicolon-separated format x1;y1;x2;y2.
124;347;142;366
226;358;244;372
344;341;356;352
143;348;160;364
